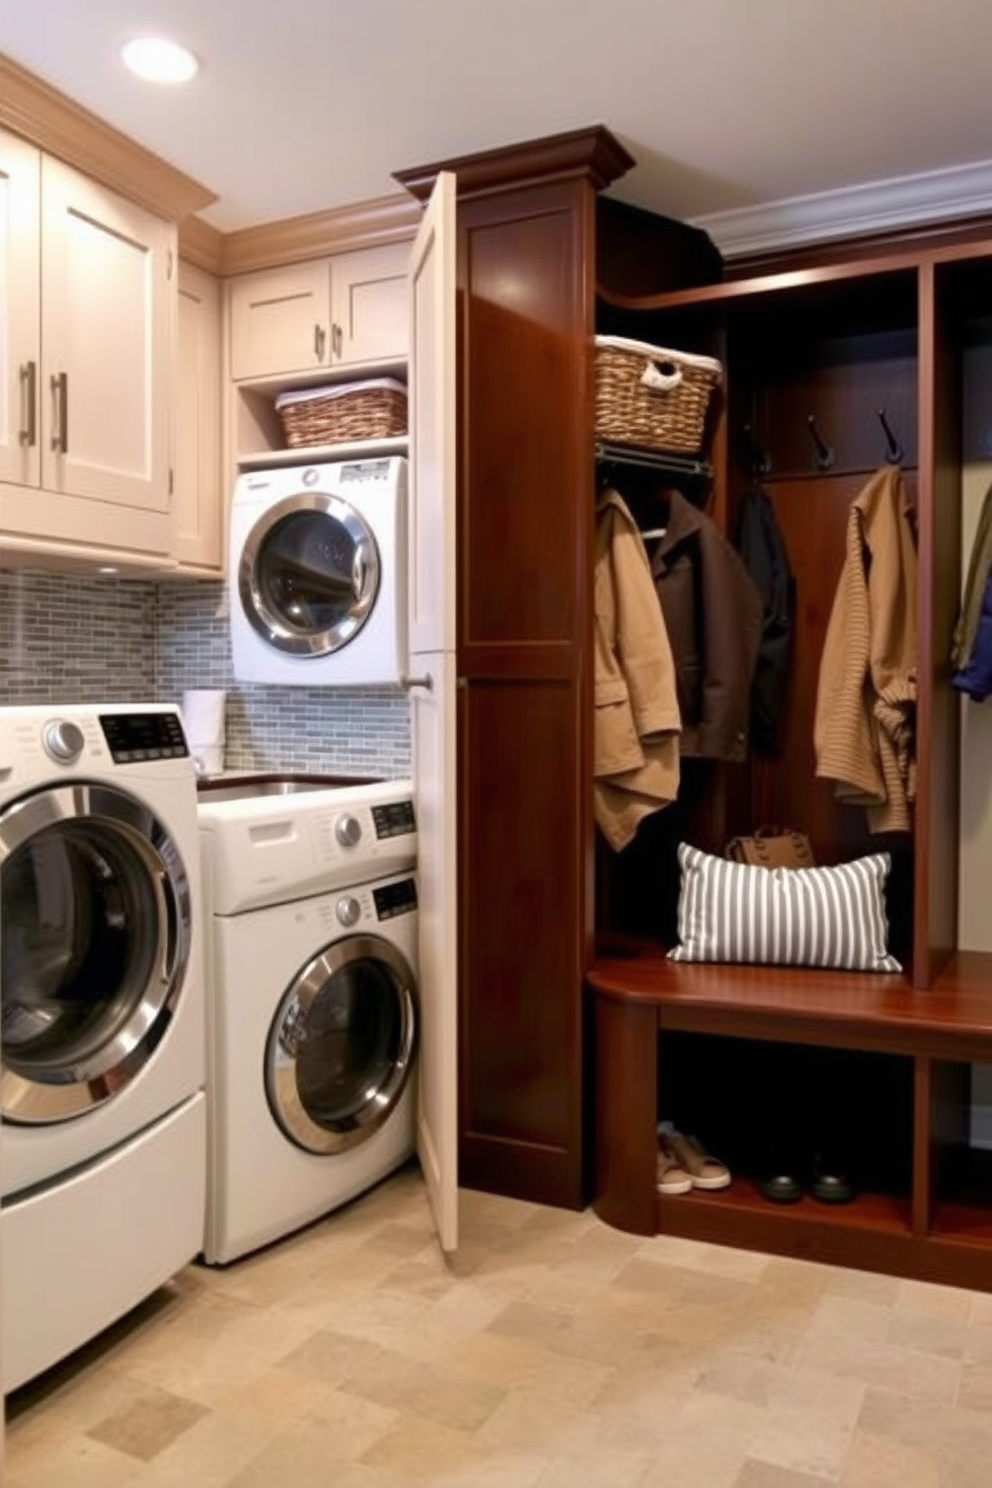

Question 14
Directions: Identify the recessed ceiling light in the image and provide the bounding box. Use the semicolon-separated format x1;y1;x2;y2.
97;565;119;574
121;37;199;85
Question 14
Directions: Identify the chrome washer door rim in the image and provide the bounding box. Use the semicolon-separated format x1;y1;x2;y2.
0;782;192;1123
239;491;380;657
266;934;417;1155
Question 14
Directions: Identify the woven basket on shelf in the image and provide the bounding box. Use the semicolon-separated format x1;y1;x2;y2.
275;377;408;448
594;336;722;455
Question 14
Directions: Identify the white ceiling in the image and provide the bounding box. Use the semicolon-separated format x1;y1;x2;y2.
2;0;992;235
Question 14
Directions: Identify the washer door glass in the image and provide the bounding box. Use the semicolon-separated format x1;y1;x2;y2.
239;492;380;658
0;784;192;1124
266;934;417;1155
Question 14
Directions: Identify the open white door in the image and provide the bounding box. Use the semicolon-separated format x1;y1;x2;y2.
408;170;458;1252
408;170;456;656
409;651;458;1252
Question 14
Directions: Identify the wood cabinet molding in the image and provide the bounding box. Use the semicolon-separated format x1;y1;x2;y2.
219;193;421;276
178;215;226;274
394;123;635;203
0;54;215;221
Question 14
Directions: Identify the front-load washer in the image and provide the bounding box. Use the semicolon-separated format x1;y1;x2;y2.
0;704;206;1391
197;779;418;1263
229;456;408;687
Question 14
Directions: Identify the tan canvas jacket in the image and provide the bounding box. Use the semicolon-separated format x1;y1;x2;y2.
814;466;918;833
594;488;681;851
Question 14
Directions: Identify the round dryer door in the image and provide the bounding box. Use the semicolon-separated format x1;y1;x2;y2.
266;934;417;1155
0;783;192;1124
239;491;380;658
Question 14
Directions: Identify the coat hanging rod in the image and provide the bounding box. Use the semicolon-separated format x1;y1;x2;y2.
594;441;713;480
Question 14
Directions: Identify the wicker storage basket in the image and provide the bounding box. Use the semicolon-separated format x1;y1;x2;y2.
594;336;722;454
275;377;408;448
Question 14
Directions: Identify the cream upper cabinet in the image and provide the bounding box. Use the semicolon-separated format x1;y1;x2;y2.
228;259;332;382
330;242;409;366
228;241;409;382
0;132;176;561
175;260;223;572
0;130;41;490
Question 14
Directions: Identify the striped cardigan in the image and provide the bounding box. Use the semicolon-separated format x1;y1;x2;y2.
814;467;917;834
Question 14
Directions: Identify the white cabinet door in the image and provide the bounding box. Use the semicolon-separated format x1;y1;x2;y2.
407;171;456;656
0;129;40;489
411;650;459;1253
176;260;223;572
330;242;409;365
39;156;173;522
229;260;332;381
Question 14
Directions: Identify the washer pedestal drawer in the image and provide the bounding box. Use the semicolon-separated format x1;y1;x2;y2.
2;1092;206;1393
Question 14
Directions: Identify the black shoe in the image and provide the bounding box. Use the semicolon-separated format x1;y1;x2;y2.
756;1167;804;1204
810;1150;857;1205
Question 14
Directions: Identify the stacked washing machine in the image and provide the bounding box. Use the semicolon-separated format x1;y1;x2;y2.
196;777;419;1264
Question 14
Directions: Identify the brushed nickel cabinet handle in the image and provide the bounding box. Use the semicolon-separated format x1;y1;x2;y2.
332;322;343;358
314;323;326;360
399;673;433;691
50;372;68;454
19;361;37;447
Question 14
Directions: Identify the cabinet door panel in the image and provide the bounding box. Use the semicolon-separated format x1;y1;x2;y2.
176;261;222;571
411;651;459;1252
40;157;172;525
0;129;40;489
461;201;588;649
408;172;456;655
459;676;586;1208
331;242;409;365
229;260;331;381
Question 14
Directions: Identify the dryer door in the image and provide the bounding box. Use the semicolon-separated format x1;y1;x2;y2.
0;783;192;1123
266;933;417;1155
239;491;380;658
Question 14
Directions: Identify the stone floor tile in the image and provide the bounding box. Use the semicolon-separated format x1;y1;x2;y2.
85;1387;208;1461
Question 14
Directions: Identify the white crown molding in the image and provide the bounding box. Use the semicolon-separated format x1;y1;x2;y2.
691;158;992;259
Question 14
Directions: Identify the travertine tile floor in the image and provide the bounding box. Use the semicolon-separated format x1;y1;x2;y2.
7;1162;992;1487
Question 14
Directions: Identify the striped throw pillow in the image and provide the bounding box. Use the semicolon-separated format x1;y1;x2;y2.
669;843;901;972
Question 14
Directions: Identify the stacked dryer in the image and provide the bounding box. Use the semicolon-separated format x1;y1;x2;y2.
197;778;419;1264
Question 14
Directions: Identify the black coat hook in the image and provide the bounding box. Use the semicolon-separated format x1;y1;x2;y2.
807;414;835;472
741;423;772;478
878;407;904;464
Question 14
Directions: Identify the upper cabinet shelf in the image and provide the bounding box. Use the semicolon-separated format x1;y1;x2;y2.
236;434;407;472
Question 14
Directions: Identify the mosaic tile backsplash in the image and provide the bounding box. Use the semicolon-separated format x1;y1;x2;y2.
0;570;411;779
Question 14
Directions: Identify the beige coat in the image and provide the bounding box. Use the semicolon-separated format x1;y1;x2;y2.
814;467;917;833
594;488;681;851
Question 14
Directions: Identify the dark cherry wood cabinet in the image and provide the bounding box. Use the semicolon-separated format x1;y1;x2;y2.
401;128;992;1287
397;128;721;1207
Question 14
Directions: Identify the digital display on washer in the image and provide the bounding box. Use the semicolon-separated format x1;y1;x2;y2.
100;712;189;764
340;459;390;483
371;800;416;839
373;878;418;920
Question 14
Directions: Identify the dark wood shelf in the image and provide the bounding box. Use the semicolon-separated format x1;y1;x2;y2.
659;1181;911;1235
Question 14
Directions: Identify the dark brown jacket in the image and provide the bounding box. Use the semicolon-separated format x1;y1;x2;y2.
649;490;763;761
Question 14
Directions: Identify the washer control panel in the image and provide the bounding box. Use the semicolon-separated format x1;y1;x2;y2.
372;876;418;921
371;800;416;839
99;711;189;764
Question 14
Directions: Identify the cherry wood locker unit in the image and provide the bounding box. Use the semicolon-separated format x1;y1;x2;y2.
396;128;723;1209
590;231;992;1290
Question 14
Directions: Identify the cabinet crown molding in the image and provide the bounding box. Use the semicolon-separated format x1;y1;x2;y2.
0;53;216;222
218;193;421;276
394;124;634;202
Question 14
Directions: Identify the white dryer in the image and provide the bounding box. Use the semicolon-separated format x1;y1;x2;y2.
197;779;418;1264
229;456;408;686
0;704;206;1391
